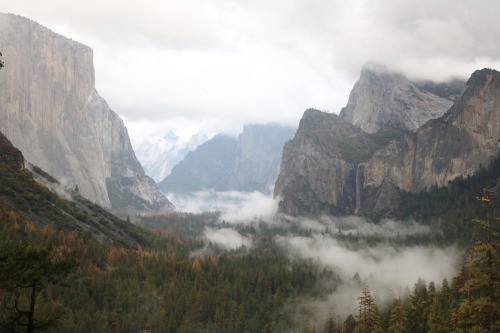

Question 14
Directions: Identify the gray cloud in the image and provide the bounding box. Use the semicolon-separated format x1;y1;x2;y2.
6;1;220;49
3;1;499;141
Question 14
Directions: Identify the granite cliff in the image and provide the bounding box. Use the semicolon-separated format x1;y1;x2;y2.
362;68;500;214
339;64;462;133
0;13;173;214
159;124;295;194
275;68;499;217
274;110;379;215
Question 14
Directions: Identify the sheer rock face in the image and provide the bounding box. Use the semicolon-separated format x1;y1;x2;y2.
339;65;457;134
274;110;379;215
0;14;173;214
275;68;500;217
364;69;500;196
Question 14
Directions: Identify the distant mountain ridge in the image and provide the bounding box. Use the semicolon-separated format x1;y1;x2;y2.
159;124;296;194
275;67;498;217
133;131;210;182
0;13;173;214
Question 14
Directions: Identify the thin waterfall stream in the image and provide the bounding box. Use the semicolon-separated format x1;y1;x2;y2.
355;163;364;214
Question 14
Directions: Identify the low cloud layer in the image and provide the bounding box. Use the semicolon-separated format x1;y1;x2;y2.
172;192;458;307
280;233;456;289
203;227;252;250
172;189;458;321
166;192;460;327
167;191;279;223
286;214;432;237
279;231;457;320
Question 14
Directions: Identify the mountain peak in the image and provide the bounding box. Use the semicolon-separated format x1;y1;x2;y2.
340;64;458;133
360;63;405;80
466;68;500;87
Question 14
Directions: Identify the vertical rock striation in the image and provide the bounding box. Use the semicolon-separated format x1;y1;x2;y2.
0;13;173;214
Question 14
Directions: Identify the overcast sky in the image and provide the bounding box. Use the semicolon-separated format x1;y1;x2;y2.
3;0;500;141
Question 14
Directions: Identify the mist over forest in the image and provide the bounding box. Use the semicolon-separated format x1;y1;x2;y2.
154;191;460;325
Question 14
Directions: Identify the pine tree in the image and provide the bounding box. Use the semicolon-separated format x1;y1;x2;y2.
439;278;450;305
456;188;499;333
387;299;404;333
323;309;339;333
427;282;436;300
355;286;381;333
404;279;429;333
0;244;76;332
344;314;357;333
427;296;447;333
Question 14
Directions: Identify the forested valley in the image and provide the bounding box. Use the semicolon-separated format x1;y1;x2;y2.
0;112;498;332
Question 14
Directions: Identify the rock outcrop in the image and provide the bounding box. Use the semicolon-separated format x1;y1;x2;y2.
0;13;173;214
274;110;379;215
339;64;461;133
275;68;499;217
159;124;295;194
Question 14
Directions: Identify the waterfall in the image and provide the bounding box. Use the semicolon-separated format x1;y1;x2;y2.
355;163;363;214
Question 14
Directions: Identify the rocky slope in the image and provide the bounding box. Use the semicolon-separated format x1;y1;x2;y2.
0;129;153;246
0;13;173;214
275;68;499;217
159;124;295;194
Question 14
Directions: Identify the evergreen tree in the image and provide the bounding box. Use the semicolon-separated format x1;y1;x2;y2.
427;282;436;300
404;279;429;333
0;244;76;332
427;296;447;333
355;286;381;333
439;278;450;305
322;309;339;333
456;188;499;333
344;314;357;333
387;299;404;333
